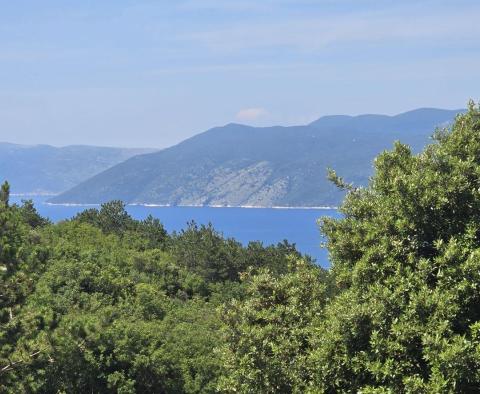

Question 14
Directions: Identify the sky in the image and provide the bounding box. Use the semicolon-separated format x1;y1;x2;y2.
0;0;479;148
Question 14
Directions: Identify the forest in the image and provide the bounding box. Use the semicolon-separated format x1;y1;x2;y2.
2;103;480;393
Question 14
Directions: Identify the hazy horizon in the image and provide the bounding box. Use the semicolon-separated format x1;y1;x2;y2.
0;106;464;149
1;1;479;147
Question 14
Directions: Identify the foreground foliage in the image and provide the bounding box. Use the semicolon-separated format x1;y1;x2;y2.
2;103;480;393
313;103;480;392
0;196;310;393
220;102;480;393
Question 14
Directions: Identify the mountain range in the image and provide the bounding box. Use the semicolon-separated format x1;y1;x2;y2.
48;108;462;207
0;143;155;194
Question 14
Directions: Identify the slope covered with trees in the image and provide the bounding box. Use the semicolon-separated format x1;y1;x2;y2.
2;103;480;393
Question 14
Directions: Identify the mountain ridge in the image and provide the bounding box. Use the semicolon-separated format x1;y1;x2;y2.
0;143;157;194
48;108;463;207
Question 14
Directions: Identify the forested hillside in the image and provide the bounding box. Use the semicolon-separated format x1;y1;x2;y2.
2;103;480;393
50;108;461;207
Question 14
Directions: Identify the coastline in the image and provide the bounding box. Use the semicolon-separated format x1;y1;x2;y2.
12;193;338;210
11;192;58;197
46;202;338;210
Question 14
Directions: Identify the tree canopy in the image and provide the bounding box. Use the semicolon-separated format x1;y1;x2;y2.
220;102;480;393
2;102;480;393
0;193;307;393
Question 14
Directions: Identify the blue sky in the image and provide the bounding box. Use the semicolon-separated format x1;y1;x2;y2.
1;0;479;147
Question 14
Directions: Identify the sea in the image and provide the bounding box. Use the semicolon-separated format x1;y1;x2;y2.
10;196;340;268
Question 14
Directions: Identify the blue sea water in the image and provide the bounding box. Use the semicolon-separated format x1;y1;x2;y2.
11;196;340;267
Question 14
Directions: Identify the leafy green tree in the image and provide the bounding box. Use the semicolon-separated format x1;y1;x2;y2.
0;198;303;392
309;102;480;392
169;222;245;282
217;102;480;393
0;221;221;393
218;259;330;393
243;240;309;276
169;222;298;284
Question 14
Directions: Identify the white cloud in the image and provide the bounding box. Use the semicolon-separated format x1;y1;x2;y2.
236;107;269;122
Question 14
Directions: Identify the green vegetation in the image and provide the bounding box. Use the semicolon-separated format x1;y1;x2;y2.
0;193;310;392
2;103;480;392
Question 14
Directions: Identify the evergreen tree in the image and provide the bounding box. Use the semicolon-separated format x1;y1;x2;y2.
0;181;10;207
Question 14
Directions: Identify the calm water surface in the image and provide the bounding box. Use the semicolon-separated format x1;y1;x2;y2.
11;196;340;267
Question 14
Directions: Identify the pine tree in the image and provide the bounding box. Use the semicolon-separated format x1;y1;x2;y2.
0;181;10;207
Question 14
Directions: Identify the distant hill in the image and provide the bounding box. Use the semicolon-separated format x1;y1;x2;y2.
0;143;156;194
49;108;462;207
